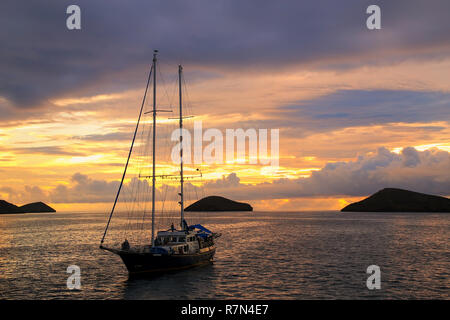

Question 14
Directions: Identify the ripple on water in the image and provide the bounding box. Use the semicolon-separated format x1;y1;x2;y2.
0;211;448;299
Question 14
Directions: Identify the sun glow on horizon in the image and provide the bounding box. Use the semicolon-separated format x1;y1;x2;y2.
1;56;449;211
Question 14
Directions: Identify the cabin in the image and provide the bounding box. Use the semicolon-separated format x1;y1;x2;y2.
153;230;200;255
117;224;216;256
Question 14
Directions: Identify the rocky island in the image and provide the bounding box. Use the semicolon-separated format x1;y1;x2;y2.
341;188;450;212
0;200;56;214
184;196;253;212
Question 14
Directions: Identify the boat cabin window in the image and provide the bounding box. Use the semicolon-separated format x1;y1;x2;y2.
156;235;188;244
156;236;168;245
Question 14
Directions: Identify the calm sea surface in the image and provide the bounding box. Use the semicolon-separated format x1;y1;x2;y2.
0;211;448;299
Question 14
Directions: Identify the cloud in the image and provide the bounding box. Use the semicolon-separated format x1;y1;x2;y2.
2;147;448;205
0;185;49;204
296;147;450;197
1;0;450;108
75;132;132;142
282;90;450;133
402;146;420;167
197;147;450;200
49;172;120;203
11;146;86;156
48;172;167;203
203;172;241;188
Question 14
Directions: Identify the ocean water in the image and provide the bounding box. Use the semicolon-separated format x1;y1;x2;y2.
0;211;448;299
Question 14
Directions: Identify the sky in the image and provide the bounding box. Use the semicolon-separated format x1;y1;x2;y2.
1;0;449;211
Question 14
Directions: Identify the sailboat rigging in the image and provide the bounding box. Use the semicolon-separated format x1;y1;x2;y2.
99;50;220;274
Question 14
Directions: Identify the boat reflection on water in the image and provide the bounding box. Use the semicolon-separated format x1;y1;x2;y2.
122;263;218;299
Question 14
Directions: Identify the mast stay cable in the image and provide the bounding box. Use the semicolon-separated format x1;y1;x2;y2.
100;63;154;246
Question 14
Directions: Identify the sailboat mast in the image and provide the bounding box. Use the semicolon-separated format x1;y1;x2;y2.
151;50;158;246
179;65;184;229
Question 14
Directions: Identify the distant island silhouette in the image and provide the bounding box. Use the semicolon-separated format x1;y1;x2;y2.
184;196;253;212
0;200;56;214
341;188;450;212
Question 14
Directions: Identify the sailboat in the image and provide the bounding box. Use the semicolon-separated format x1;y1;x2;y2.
99;50;220;274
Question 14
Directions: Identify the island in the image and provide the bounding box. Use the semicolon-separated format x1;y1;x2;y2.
184;196;253;212
0;200;23;214
19;202;56;213
341;188;450;212
0;200;56;214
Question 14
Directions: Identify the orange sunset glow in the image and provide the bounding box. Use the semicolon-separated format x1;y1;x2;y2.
1;2;449;212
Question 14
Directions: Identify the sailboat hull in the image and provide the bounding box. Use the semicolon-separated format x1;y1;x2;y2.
117;247;216;274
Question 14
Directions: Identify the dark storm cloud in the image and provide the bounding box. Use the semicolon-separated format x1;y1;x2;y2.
1;0;449;108
282;90;450;132
200;89;450;139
